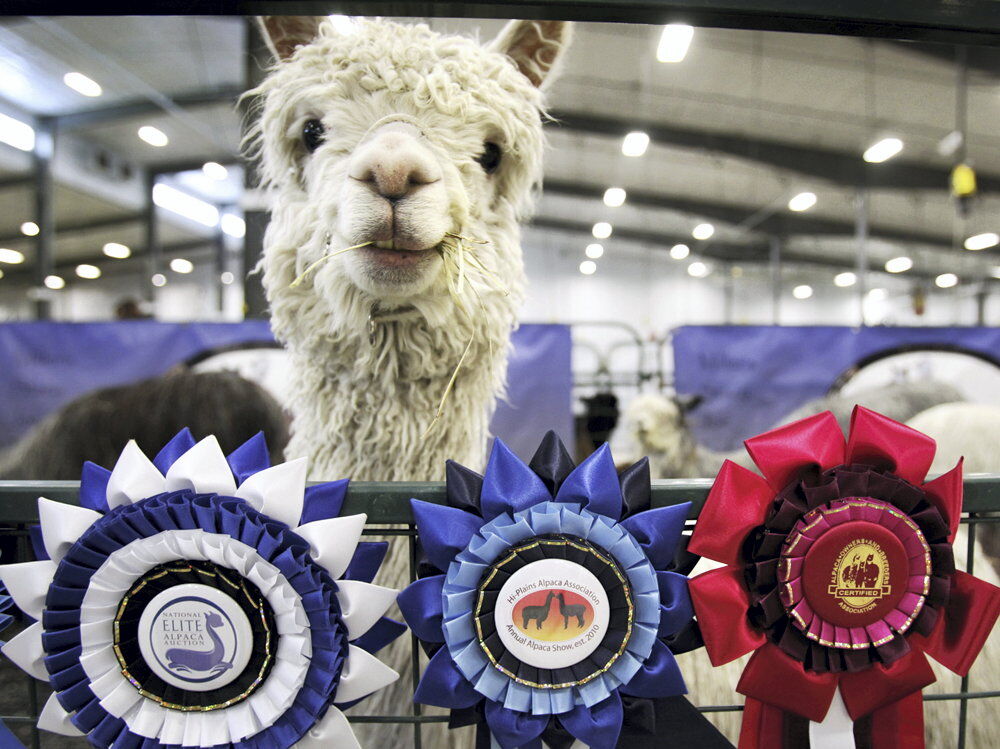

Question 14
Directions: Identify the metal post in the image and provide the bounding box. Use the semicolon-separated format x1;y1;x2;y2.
723;264;734;324
855;188;869;326
32;117;55;320
214;213;227;313
143;170;160;305
769;236;782;324
241;18;271;319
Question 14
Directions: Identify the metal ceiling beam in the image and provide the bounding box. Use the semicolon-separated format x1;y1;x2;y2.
0;175;32;191
55;86;245;130
542;179;956;248
551;110;1000;193
0;213;143;245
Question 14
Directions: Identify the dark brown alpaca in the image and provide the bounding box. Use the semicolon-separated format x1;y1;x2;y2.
521;591;556;630
557;592;586;629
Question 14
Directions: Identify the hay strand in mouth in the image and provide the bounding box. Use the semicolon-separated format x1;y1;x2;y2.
290;241;373;288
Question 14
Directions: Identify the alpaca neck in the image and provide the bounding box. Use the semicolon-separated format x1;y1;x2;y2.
206;618;224;658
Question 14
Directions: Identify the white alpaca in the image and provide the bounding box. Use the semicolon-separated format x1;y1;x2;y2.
248;16;571;746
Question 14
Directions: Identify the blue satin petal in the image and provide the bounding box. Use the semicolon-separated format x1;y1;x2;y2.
559;692;623;749
351;616;406;655
656;570;694;637
343;541;388;583
484;699;549;749
554;443;623;521
620;639;687;698
78;461;111;513
410;500;482;572
396;575;446;642
152;428;196;475
620;503;691;570
480;439;551;522
226;430;271;485
28;526;47;561
413;648;482;709
299;479;349;526
0;718;24;749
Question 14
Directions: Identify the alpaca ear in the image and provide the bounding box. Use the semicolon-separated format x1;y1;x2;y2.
257;16;326;61
490;20;572;89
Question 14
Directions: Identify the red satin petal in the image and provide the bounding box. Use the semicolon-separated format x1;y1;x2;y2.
690;460;773;566
744;411;845;491
911;569;1000;676
846;406;936;485
688;566;765;666
921;459;963;542
869;690;925;749
737;697;786;749
839;649;935;720
736;643;838;723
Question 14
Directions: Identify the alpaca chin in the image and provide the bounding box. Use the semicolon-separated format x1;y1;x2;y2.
342;245;444;298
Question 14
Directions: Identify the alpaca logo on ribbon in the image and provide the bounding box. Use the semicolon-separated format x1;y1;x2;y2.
828;538;892;614
512;589;595;637
138;583;254;692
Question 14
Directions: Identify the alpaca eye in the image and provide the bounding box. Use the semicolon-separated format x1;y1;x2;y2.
302;119;325;153
476;142;502;174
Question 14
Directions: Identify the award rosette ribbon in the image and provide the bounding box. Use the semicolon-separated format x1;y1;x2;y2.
688;406;1000;748
397;432;695;749
0;430;404;748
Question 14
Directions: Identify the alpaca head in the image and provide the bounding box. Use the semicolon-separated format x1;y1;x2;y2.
250;16;571;344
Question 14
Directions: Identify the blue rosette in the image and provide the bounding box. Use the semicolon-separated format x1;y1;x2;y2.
0;430;403;748
397;432;696;749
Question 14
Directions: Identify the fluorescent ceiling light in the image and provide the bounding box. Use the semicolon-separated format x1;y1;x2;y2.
585;243;604;259
221;271;235;285
863;137;903;163
592;222;612;239
964;232;999;251
657;24;694;63
670;243;690;260
151;273;167;287
603;187;626;207
44;275;65;290
202;161;229;181
220;213;246;238
138;125;169;147
579;260;597;275
103;242;131;259
153;183;219;227
834;271;857;287
621;131;649;157
885;256;912;273
0;248;25;264
63;71;102;97
170;258;194;274
692;222;714;240
0;112;35;152
20;221;39;236
76;263;101;279
793;284;813;299
687;261;708;278
788;192;817;212
935;273;958;288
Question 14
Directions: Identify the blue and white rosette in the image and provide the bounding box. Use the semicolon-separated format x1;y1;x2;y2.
0;430;403;749
397;432;694;749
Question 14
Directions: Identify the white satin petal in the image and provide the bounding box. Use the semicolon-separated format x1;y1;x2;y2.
0;560;56;620
1;622;47;681
809;687;856;749
293;706;360;749
333;644;399;704
165;435;237;496
294;514;367;580
37;497;102;563
234;457;307;528
336;580;398;641
38;692;84;736
106;440;165;507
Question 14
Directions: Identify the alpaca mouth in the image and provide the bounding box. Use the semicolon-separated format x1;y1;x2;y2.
359;241;438;268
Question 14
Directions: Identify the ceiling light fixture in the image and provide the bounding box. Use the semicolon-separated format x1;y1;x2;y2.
885;256;913;273
152;183;219;227
170;258;194;274
579;260;597;275
964;232;999;251
793;284;813;299
657;24;694;63
202;161;229;181
63;71;102;97
592;222;612;239
788;192;817;212
151;273;167;287
687;261;709;278
221;271;235;285
138;125;169;147
44;275;65;290
603;187;626;207
585;243;604;259
76;264;101;279
834;271;857;287
692;222;714;240
20;221;39;236
868;287;887;301
863;137;903;163
670;243;690;260
0;112;35;152
220;213;246;238
0;248;25;264
103;242;131;259
935;273;958;288
621;131;649;158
